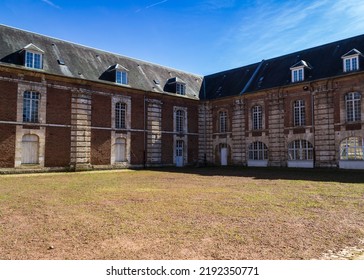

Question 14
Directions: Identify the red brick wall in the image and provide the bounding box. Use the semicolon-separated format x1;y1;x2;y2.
46;88;72;125
0;80;17;121
92;94;111;127
91;129;111;165
161;134;173;164
0;125;16;167
130;132;145;165
45;127;71;167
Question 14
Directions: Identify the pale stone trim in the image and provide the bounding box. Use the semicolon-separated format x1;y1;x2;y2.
173;106;188;166
15;126;46;168
15;82;47;168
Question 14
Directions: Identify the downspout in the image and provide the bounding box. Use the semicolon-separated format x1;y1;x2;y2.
143;93;147;169
203;78;207;166
310;83;315;167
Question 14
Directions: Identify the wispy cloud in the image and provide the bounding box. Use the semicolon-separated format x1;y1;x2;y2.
217;0;364;69
200;0;236;10
41;0;61;9
146;0;168;9
136;0;168;13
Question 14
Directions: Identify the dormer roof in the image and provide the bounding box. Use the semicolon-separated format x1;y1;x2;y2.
23;43;44;53
290;60;312;70
341;48;362;58
108;63;129;72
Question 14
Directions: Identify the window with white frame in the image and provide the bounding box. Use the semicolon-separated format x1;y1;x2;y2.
176;110;185;133
116;71;128;85
115;102;126;129
293;100;306;126
343;57;359;72
288;140;313;160
248;141;268;160
176;83;186;95
346;92;361;122
23;91;40;123
340;137;364;160
25;51;43;69
252;105;262;130
219;111;227;133
291;68;304;82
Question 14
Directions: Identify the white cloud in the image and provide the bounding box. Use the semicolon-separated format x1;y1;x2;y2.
41;0;61;9
201;0;236;10
146;0;168;9
216;0;364;69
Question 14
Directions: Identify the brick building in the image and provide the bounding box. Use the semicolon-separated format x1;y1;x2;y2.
0;25;363;171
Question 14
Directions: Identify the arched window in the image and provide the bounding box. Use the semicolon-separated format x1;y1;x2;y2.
21;134;39;164
23;91;40;123
340;137;364;160
252;105;262;130
219;111;227;133
288;140;313;160
293;100;305;126
248;141;268;160
115;102;126;129
346;92;361;122
176;110;185;133
115;137;126;162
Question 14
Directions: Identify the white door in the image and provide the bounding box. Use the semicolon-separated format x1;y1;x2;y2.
221;147;228;166
175;140;184;167
115;138;126;162
22;134;39;164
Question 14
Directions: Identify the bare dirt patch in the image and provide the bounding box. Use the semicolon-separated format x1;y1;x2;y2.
0;167;363;260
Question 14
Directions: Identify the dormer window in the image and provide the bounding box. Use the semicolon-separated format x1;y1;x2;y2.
165;77;187;95
23;44;44;69
292;68;303;82
290;60;311;83
101;64;129;85
116;70;128;85
176;83;186;95
342;49;361;72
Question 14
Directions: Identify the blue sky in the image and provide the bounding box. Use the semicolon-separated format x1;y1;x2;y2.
2;0;364;75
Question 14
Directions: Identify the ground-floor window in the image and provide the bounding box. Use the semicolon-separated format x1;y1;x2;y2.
248;141;268;160
340;137;364;160
115;137;126;162
288;139;313;160
21;134;39;164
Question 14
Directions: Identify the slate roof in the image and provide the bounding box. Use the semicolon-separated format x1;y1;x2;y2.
1;25;364;102
201;34;364;100
0;25;203;100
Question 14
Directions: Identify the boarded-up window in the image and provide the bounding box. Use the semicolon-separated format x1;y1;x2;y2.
22;134;39;164
115;137;126;162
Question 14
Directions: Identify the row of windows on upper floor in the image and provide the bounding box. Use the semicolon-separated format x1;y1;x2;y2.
217;92;362;133
20;44;187;96
23;90;188;132
290;49;362;83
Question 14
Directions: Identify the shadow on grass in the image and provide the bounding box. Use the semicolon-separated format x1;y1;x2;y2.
141;166;364;183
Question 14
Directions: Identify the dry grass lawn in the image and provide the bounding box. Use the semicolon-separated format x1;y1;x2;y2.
0;167;363;260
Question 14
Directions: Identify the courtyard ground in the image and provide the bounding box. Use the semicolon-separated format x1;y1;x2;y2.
0;167;363;260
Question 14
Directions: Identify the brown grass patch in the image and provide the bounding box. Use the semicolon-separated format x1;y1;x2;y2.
0;167;363;260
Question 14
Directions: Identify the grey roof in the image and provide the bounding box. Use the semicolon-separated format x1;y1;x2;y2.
2;25;364;102
0;25;203;99
202;34;364;100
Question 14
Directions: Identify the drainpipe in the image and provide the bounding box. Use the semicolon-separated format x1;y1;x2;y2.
203;78;207;166
310;83;315;167
143;93;147;169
